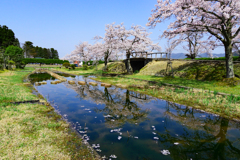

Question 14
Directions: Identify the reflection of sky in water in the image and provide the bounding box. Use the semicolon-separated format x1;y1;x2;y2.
32;74;240;160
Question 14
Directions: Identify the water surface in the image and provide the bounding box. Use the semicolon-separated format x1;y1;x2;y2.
30;74;240;160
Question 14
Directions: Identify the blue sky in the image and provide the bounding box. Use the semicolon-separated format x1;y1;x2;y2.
0;0;224;58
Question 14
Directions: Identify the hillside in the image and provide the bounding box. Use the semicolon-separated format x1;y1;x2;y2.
136;60;240;85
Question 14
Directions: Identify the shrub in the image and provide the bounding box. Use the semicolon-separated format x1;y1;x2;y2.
16;61;26;69
70;64;75;70
134;70;139;74
8;60;15;70
89;65;94;69
83;60;104;65
0;58;3;63
82;64;88;70
63;62;70;68
8;60;15;65
22;58;68;64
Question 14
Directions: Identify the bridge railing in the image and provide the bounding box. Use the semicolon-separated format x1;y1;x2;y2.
131;52;169;59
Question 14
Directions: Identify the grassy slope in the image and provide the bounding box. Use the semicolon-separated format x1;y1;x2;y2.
0;68;98;159
139;60;192;75
126;75;240;95
129;61;240;95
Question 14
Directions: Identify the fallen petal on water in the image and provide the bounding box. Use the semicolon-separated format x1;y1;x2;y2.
161;150;170;155
110;155;117;158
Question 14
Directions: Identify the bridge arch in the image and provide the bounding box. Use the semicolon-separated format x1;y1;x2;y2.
123;52;169;73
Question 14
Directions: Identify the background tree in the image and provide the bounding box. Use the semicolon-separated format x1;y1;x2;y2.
93;23;120;71
36;46;43;58
71;41;92;62
4;45;24;68
147;0;240;78
22;42;58;59
0;47;5;69
233;43;240;60
0;25;19;49
23;41;34;58
51;48;59;59
115;23;161;74
88;42;105;70
70;23;160;73
182;32;204;59
165;38;182;59
42;48;50;59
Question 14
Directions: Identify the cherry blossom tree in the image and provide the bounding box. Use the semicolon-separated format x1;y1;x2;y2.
115;23;161;74
165;37;182;59
71;41;92;62
173;32;215;59
88;42;106;70
61;53;76;62
147;0;240;78
93;23;120;71
182;32;204;59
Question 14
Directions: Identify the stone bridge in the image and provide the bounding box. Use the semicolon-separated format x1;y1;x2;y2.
123;52;169;72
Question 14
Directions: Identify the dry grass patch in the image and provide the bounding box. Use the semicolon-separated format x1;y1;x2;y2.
0;103;97;159
0;71;37;103
139;60;192;75
0;71;15;76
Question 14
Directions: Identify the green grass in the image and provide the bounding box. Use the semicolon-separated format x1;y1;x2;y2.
185;56;239;61
0;68;37;104
126;75;240;95
0;103;97;159
0;67;99;159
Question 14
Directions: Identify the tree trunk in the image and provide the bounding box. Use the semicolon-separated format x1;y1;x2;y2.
214;118;229;159
104;53;108;71
95;60;98;70
126;52;133;74
224;43;234;78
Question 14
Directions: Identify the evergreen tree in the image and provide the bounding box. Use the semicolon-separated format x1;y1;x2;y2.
0;25;19;49
23;41;34;58
42;48;49;59
38;47;43;58
50;48;59;59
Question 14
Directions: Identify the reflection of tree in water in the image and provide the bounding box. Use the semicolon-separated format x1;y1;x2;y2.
159;102;240;160
29;73;56;84
97;89;150;128
64;78;153;128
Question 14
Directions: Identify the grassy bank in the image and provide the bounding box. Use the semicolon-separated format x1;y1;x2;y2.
0;68;37;105
25;62;125;75
26;64;100;75
93;76;240;120
125;75;240;96
0;68;98;159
